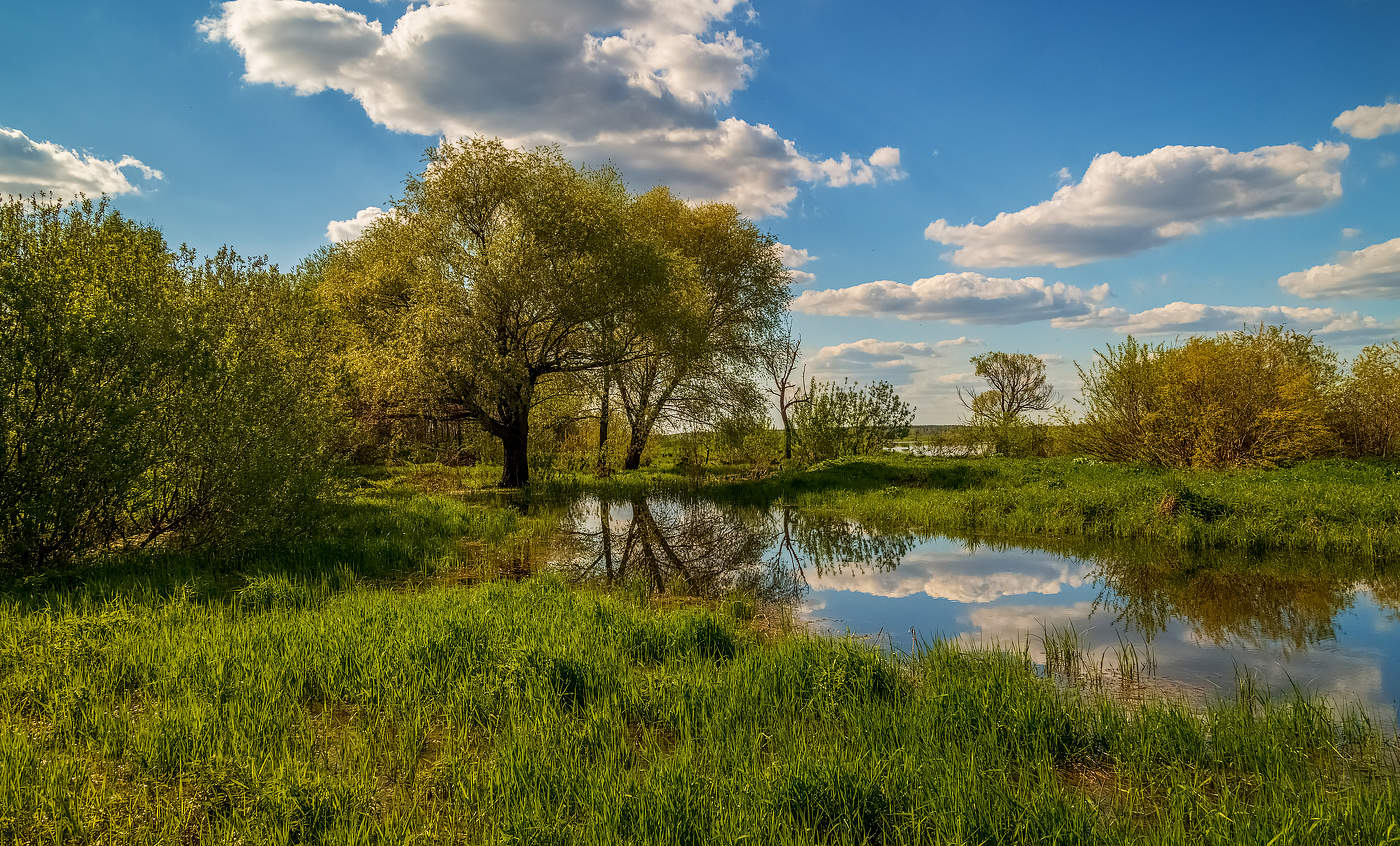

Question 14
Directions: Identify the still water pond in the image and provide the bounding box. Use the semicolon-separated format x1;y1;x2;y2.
541;495;1400;721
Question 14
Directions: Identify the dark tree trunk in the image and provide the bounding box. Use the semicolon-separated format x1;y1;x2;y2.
623;427;647;471
499;418;530;487
596;370;611;475
779;401;793;460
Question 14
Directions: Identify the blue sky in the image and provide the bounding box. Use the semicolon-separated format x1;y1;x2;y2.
4;0;1399;420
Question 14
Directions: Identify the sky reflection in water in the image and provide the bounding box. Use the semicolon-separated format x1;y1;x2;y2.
549;495;1400;721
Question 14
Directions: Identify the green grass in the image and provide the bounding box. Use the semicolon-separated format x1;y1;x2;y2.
3;463;1397;843
551;454;1400;560
2;573;1397;844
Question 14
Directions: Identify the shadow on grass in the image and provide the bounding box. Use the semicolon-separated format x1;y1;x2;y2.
0;490;569;609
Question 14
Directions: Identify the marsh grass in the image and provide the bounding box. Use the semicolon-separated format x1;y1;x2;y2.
1;574;1397;844
550;454;1400;562
2;464;1397;843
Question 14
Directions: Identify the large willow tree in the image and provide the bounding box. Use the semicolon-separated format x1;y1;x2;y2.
610;188;791;470
321;138;667;486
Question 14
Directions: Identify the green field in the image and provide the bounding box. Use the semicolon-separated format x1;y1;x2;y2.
2;461;1399;843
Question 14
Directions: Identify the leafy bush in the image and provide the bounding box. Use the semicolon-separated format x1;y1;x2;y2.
1069;326;1336;468
792;379;913;461
1332;341;1400;458
0;197;335;571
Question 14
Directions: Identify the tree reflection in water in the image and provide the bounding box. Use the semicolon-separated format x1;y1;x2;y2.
549;494;1400;654
555;496;919;605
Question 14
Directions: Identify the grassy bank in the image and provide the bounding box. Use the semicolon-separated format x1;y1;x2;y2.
551;455;1400;560
2;572;1397;844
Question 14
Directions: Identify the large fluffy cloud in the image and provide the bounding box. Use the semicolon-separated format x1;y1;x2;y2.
199;0;902;218
1333;102;1400;140
792;272;1110;324
1278;237;1400;299
1053;301;1398;342
0;126;162;198
925;143;1348;268
808;338;940;383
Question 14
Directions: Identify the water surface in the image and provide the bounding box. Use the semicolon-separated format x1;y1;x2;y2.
544;494;1400;721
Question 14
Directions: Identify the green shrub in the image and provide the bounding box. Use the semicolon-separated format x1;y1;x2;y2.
0;196;335;571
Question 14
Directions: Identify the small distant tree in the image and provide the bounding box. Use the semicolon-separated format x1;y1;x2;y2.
791;379;914;461
760;329;805;459
958;352;1054;456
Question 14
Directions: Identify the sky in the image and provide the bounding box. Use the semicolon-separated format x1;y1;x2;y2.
3;0;1399;422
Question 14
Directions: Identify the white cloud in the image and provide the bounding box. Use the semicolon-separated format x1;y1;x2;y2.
1381;152;1398;169
198;0;902;218
1333;102;1400;140
1053;300;1399;343
936;370;973;384
775;241;813;267
1278;236;1400;300
792;272;1110;324
808;338;939;383
0;126;162;198
925;143;1348;268
773;240;816;283
325;205;387;242
1342;227;1362;239
1054;166;1072;185
868;146;902;171
935;336;981;348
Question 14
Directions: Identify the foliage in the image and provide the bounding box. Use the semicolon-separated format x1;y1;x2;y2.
610;187;791;470
956;351;1056;457
791;379;914;461
1070;326;1337;468
1333;341;1400;458
320;137;668;486
0;197;333;571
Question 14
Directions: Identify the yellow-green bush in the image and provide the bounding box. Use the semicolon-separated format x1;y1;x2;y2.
1071;326;1337;468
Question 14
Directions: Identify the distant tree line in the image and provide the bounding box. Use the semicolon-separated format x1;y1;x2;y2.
959;326;1400;467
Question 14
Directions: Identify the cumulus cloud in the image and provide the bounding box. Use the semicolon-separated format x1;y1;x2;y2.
198;0;902;218
925;143;1348;268
792;272;1110;324
0;126;162;198
935;336;981;348
1278;237;1400;299
1053;300;1399;342
774;241;816;283
808;338;939;383
1342;227;1362;239
1333;102;1400;140
325;205;387;242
